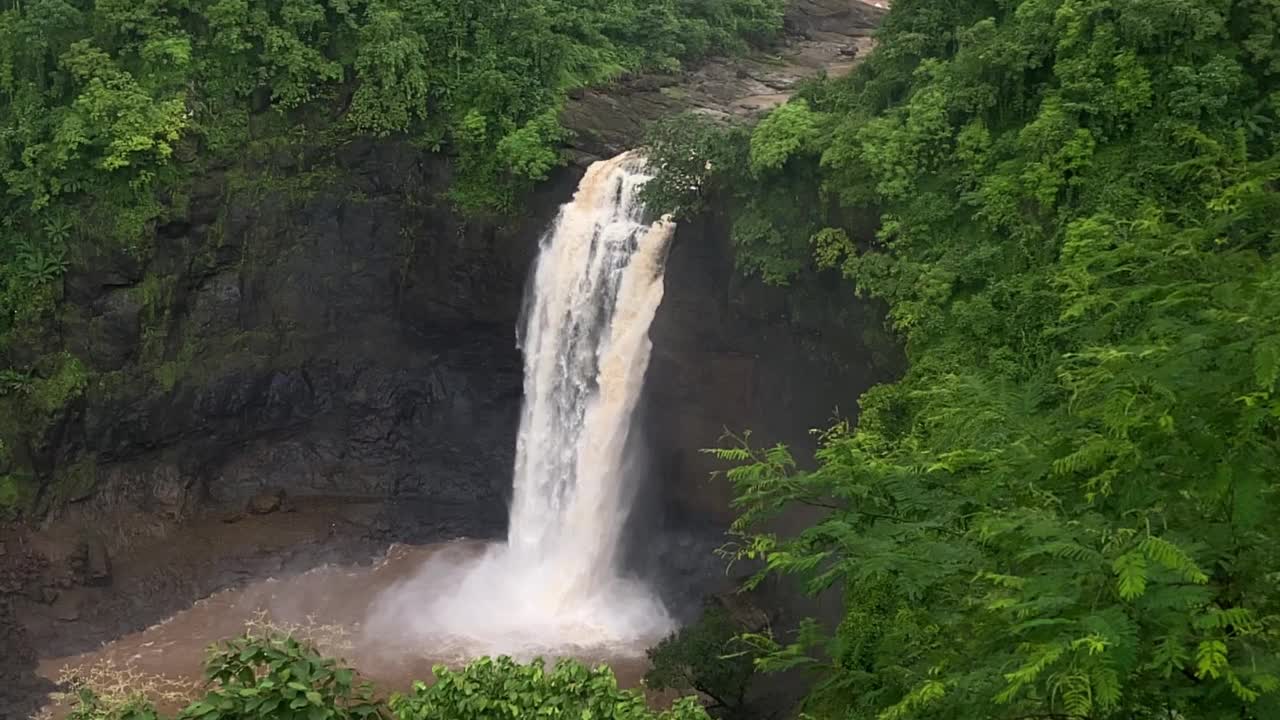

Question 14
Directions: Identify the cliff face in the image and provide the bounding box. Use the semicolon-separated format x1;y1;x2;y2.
562;0;886;163
0;5;896;716
643;210;897;528
25;141;568;546
7;0;890;545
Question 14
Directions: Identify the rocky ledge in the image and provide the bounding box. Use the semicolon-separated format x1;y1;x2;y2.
562;0;887;162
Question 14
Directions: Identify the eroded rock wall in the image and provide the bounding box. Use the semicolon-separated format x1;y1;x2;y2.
641;209;899;528
38;140;578;549
25;0;891;549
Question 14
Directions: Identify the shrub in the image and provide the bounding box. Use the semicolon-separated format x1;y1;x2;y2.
391;656;710;720
180;635;383;720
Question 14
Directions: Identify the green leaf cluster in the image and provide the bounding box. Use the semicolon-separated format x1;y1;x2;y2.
62;635;715;720
644;603;759;716
0;0;785;316
0;0;785;260
67;688;164;720
698;0;1280;718
391;656;710;720
641;110;822;285
181;634;382;720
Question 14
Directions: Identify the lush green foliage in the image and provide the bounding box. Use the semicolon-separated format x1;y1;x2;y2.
0;0;784;312
63;636;713;720
645;604;759;717
641;100;831;285
392;656;709;720
683;0;1280;718
181;635;382;720
642;113;751;218
0;0;783;273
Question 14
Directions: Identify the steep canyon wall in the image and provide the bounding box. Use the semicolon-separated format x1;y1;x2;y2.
12;0;891;548
31;143;897;545
26;141;568;548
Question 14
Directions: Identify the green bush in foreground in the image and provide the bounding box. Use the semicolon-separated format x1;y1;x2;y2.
392;656;709;720
181;635;382;720
644;604;759;719
64;634;711;720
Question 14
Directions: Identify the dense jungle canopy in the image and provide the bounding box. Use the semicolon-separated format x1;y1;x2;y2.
4;0;1280;718
643;0;1280;718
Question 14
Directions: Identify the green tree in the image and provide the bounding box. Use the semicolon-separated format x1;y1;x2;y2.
696;0;1280;718
61;636;718;720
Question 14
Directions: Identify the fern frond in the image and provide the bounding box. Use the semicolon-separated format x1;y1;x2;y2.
998;643;1065;703
1140;536;1208;584
1112;551;1148;601
876;680;945;720
1195;607;1261;634
1050;670;1092;718
1195;639;1229;680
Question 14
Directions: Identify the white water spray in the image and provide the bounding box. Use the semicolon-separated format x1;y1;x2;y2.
365;152;676;657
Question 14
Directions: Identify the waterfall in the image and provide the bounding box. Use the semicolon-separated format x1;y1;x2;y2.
508;151;674;596
364;152;676;657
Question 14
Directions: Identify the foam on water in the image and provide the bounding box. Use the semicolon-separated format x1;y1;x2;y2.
364;152;676;657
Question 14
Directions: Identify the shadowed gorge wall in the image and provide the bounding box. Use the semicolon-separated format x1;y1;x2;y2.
643;208;899;528
28;140;575;546
3;0;890;547
33;142;895;545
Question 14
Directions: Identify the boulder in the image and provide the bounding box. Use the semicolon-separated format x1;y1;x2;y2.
247;488;286;515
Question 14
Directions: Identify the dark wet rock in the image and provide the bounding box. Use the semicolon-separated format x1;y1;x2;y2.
187;272;243;337
0;594;54;720
712;591;771;634
639;209;900;526
247;489;285;515
88;288;144;371
21;144;577;529
63;246;146;307
149;465;196;521
85;536;112;587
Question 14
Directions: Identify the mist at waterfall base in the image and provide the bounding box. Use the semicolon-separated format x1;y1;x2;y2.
363;152;678;659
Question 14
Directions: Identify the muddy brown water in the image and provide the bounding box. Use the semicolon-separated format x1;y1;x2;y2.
34;542;672;718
